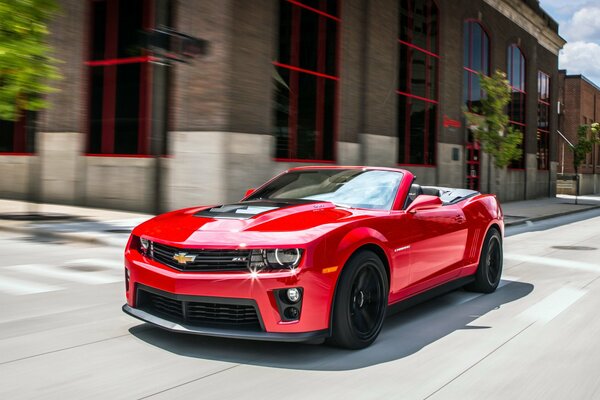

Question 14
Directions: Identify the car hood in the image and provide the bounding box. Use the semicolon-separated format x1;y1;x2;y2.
134;200;374;247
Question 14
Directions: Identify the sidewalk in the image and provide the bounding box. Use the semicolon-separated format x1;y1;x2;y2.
1;194;599;247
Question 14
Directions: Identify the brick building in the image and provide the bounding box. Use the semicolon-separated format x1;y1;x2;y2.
0;0;565;212
557;71;600;194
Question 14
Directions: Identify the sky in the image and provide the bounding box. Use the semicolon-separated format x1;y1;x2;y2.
539;0;600;86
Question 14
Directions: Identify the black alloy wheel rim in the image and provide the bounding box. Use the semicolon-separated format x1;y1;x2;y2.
486;237;501;285
349;263;384;340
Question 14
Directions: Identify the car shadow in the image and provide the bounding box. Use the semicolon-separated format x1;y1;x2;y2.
128;280;533;371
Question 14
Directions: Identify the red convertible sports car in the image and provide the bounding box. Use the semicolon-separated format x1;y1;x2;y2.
123;166;504;349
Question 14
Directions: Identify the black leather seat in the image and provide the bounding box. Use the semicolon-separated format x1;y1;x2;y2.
406;184;423;207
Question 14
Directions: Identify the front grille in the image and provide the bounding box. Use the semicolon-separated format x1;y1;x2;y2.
151;242;251;272
137;287;262;331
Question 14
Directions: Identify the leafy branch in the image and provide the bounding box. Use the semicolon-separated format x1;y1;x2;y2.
464;70;523;170
0;0;61;121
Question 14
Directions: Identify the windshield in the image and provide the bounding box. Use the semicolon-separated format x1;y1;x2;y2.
246;169;403;210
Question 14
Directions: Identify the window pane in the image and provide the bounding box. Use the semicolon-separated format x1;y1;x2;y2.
0;121;15;152
470;73;482;110
463;21;470;68
411;49;426;98
323;79;336;160
91;1;107;61
298;8;319;72
462;70;470;107
427;104;436;165
398;96;408;164
428;1;438;53
482;31;489;74
297;73;317;159
472;24;482;72
326;0;338;17
399;0;410;43
325;18;337;76
428;57;437;100
274;67;291;158
88;67;104;153
299;0;320;10
398;44;410;93
409;99;426;164
277;1;292;66
412;0;427;50
509;46;525;90
118;0;144;58
114;63;141;154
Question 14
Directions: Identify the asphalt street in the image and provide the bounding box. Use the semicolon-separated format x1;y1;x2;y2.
2;211;600;399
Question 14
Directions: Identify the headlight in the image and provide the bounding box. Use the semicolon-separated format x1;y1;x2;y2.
249;248;304;271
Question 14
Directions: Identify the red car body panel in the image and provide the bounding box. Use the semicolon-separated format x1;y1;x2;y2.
123;166;503;339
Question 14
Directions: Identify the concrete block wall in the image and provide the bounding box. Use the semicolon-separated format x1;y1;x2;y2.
0;156;35;201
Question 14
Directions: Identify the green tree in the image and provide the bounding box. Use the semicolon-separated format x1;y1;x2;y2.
572;123;600;203
0;0;60;121
464;70;523;192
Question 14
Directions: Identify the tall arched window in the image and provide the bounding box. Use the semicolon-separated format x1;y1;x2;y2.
397;0;439;166
463;20;489;190
507;44;526;169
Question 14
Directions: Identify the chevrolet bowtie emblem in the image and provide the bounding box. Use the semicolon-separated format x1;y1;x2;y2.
173;252;196;265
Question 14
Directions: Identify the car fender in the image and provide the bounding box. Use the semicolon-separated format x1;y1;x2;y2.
324;226;392;335
335;226;391;270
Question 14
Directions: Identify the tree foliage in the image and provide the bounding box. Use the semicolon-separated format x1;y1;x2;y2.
464;70;523;169
0;0;60;121
573;123;599;171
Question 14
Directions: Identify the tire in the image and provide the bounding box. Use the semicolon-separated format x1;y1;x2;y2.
329;250;389;349
465;228;503;293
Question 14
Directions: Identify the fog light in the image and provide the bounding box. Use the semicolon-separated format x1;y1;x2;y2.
287;288;301;303
284;307;299;320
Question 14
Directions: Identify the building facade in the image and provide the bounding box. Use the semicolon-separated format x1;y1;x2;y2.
557;71;600;195
0;0;565;212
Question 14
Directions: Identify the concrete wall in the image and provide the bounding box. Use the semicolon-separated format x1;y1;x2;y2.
0;156;35;201
38;132;84;204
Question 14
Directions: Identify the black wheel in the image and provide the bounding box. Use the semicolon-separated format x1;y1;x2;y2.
465;228;503;293
329;250;388;349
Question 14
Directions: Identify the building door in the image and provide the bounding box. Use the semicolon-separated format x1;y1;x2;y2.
466;130;480;191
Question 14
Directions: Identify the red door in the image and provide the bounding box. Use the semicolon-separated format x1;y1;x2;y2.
466;136;481;191
404;206;469;286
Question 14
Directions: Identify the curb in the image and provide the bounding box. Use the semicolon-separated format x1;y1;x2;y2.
504;204;600;227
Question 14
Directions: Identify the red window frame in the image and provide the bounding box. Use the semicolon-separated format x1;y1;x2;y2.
397;0;440;166
507;44;526;169
273;0;340;163
85;0;154;157
537;70;550;170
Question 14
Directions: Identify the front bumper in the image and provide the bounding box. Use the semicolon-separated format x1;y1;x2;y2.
124;248;338;335
122;304;328;342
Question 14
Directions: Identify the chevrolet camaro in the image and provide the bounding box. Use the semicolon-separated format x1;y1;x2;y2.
123;166;504;349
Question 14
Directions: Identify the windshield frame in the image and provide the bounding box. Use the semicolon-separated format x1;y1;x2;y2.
244;168;405;211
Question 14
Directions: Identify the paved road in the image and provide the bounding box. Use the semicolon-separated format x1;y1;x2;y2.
1;211;600;399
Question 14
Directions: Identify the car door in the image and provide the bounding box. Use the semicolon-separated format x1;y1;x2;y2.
404;204;469;286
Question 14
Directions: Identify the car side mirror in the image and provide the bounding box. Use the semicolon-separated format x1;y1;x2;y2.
406;195;442;214
244;188;255;198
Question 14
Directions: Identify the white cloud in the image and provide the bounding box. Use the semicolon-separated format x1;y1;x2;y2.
562;6;600;42
560;41;600;85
